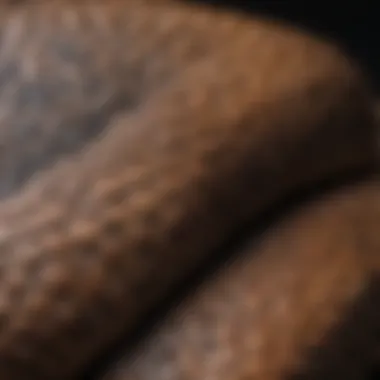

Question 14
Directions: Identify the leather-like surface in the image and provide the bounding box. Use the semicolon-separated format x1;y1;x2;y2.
0;1;377;379
99;176;380;380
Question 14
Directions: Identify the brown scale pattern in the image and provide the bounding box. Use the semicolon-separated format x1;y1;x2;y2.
100;177;380;380
0;0;376;379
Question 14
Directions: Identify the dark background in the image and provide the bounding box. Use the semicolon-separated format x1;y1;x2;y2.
187;2;380;92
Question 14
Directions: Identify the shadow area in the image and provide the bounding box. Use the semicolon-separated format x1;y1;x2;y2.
81;169;376;379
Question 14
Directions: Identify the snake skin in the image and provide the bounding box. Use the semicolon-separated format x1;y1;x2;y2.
99;176;380;380
0;0;377;379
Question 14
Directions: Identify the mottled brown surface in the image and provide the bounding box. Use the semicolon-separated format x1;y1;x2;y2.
99;177;380;380
0;0;377;379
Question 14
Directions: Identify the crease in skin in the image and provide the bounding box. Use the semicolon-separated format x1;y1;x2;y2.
0;0;376;378
99;177;380;380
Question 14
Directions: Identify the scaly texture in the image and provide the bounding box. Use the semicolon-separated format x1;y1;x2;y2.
0;0;376;379
100;176;380;380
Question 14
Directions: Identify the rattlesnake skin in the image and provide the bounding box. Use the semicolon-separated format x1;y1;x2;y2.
0;1;377;379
